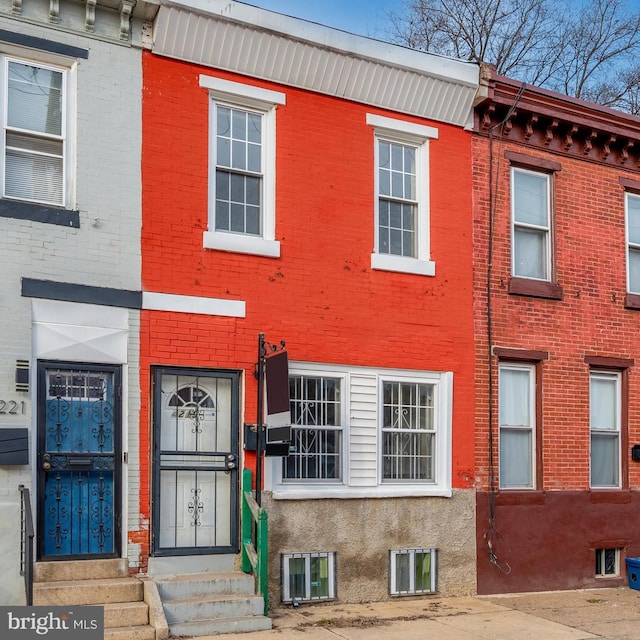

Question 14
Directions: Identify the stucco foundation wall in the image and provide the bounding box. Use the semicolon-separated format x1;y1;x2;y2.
262;489;476;606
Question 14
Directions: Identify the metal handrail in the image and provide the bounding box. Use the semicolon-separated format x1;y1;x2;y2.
241;469;269;615
19;485;34;606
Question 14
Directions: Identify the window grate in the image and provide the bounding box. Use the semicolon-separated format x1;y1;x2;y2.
389;548;437;595
281;552;336;603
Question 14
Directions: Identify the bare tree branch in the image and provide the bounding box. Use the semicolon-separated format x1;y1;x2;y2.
387;0;640;113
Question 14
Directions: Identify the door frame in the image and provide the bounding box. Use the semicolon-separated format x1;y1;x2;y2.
151;366;241;557
36;360;122;561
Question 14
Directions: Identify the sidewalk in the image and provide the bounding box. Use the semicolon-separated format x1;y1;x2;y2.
199;586;640;640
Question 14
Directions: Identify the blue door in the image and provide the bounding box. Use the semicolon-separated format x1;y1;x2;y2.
38;363;121;559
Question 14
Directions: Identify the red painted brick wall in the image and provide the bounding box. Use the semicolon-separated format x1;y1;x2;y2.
136;51;477;559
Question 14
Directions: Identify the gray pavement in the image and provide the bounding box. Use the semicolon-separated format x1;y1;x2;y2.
190;586;640;639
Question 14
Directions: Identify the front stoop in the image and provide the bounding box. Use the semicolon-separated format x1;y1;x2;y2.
33;559;162;640
154;571;272;637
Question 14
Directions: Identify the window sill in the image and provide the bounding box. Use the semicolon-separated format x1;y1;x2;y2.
0;199;79;228
589;490;631;503
508;277;563;300
203;230;280;258
270;485;452;500
625;293;640;310
371;253;435;276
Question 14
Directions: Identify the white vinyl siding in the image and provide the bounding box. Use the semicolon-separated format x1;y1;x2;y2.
267;362;452;499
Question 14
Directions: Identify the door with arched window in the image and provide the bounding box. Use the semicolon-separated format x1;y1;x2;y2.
152;368;239;555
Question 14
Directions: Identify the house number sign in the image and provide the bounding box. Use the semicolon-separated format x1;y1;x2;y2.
0;400;26;414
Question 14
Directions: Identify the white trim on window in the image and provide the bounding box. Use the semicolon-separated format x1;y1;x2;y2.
367;113;437;277
266;362;453;499
200;75;285;258
625;191;640;294
1;52;76;208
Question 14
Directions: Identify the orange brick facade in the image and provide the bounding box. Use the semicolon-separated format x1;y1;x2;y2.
137;51;476;576
473;76;640;594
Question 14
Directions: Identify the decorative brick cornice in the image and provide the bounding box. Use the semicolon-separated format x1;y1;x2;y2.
475;68;640;170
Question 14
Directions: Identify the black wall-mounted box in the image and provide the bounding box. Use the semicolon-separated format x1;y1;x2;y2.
0;428;29;465
632;444;640;462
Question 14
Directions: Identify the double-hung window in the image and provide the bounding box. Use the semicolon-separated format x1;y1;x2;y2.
3;57;68;207
590;370;621;488
367;114;438;277
625;191;640;295
200;75;285;258
511;168;550;281
283;374;343;482
499;363;536;489
507;153;562;299
381;380;435;482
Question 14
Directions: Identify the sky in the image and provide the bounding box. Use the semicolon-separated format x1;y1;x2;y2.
245;0;399;39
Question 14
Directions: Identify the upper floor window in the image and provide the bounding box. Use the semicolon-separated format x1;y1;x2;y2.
200;75;285;258
367;114;438;277
511;167;550;281
3;57;69;207
626;191;640;294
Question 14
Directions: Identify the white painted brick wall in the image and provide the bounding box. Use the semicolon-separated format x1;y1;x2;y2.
0;11;145;603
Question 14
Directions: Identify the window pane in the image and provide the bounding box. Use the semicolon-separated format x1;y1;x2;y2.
230;203;244;232
514;227;547;279
6;148;63;204
395;553;411;593
284;376;342;481
627;194;640;244
629;248;640;293
513;170;548;226
500;428;532;487
591;433;619;487
310;556;330;599
288;557;307;600
247;112;261;143
499;368;530;427
414;551;431;591
8;62;63;136
590;377;617;430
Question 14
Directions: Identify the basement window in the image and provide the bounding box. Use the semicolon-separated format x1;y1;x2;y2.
389;548;437;595
281;552;336;603
595;548;620;577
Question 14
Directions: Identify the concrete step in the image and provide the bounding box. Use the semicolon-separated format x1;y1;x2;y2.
35;559;128;582
163;593;265;624
168;615;272;637
155;571;255;600
33;577;144;606
104;602;149;629
104;625;157;640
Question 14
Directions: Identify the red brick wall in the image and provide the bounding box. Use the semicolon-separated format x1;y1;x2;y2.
473;134;640;492
473;131;640;593
137;51;477;557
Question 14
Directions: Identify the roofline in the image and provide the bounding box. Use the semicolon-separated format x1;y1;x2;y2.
158;0;479;89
